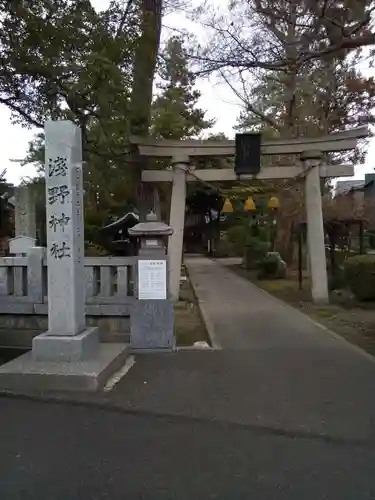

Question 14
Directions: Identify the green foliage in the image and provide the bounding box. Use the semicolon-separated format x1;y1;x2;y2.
0;0;137;156
243;238;269;270
2;0;160;235
252;224;271;242
226;224;251;254
0;178;14;239
9;4;215;242
3;0;141;235
22;176;46;245
226;220;271;260
257;253;280;280
84;241;110;256
151;36;214;139
214;240;238;258
150;36;215;218
329;265;346;291
344;254;375;301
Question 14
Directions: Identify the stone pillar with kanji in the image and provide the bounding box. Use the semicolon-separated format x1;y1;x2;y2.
32;120;99;361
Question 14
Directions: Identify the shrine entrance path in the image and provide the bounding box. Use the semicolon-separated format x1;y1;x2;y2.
186;256;344;350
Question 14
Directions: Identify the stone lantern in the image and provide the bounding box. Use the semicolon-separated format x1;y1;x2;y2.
129;211;175;352
128;211;173;257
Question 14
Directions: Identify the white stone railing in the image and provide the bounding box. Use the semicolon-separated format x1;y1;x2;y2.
0;255;138;316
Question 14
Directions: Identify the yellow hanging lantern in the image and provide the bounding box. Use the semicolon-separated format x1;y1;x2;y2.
244;196;256;212
222;198;234;213
268;196;280;210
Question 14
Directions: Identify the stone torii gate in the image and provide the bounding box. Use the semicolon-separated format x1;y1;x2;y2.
131;127;368;304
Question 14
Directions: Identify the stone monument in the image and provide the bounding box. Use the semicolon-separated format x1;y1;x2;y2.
0;120;129;392
9;235;36;256
9;186;37;254
32;120;99;361
14;186;36;239
129;211;175;351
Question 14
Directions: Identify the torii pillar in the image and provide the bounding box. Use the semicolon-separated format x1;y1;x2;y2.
168;155;189;301
302;150;329;304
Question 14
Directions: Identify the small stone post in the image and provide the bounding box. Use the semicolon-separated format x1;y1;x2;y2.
129;211;174;351
168;155;189;301
10;186;37;255
32;120;99;361
14;186;36;239
302;150;329;304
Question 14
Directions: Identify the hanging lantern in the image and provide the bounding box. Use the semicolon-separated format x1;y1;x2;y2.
268;196;280;210
222;198;234;213
244;196;256;212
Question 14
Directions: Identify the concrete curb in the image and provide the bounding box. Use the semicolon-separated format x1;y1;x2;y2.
185;261;222;350
217;260;375;365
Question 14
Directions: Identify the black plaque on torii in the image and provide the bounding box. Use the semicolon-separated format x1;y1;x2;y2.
235;133;261;176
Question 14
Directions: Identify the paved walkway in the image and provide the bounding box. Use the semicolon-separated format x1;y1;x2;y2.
186;256;353;350
2;256;375;498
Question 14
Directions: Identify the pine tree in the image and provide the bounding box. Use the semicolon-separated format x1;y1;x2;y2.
151;36;214;140
230;1;375;262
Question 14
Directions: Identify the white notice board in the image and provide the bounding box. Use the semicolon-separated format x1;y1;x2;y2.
138;260;167;300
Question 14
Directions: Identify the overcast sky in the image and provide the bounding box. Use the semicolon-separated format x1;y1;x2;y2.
1;0;374;185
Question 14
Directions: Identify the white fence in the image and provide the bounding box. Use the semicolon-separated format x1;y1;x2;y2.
0;255;138;316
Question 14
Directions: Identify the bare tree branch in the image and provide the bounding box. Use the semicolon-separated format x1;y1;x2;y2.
115;0;134;39
0;97;43;128
219;68;281;131
190;0;375;74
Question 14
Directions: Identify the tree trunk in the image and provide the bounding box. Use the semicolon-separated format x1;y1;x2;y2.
129;0;163;220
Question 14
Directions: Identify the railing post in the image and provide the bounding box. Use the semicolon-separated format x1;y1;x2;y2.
99;266;112;297
0;264;11;296
85;265;95;299
27;247;45;303
116;266;128;297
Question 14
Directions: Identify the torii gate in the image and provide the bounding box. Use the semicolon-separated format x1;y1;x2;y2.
131;127;368;304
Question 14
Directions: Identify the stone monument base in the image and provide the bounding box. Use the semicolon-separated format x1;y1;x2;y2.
32;327;99;362
131;299;175;351
0;343;130;392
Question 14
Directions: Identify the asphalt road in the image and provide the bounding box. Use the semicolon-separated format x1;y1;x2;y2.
1;396;375;500
2;258;375;498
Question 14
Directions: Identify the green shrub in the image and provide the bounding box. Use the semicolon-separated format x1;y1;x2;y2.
85;241;109;256
344;254;375;301
255;226;270;242
226;225;249;255
328;265;346;291
214;240;238;258
257;253;281;279
243;238;269;270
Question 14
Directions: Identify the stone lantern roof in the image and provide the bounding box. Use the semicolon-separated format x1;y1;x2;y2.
128;211;173;237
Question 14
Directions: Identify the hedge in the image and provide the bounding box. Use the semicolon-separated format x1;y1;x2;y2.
344;254;375;301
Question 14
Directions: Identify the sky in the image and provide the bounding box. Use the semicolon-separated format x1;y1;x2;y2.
1;0;374;186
